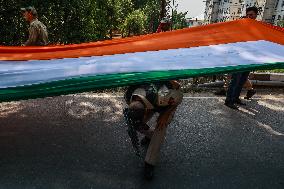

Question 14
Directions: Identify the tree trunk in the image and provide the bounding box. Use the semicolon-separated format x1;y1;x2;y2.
160;0;166;19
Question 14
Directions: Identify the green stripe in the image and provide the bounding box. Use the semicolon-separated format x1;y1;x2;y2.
0;62;283;102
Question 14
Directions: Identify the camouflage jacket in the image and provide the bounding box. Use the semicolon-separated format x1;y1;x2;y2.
25;19;48;46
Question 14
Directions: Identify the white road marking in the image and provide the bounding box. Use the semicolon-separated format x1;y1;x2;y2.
74;95;283;100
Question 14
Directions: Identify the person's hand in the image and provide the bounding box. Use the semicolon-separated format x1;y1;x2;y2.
170;80;180;89
157;112;170;129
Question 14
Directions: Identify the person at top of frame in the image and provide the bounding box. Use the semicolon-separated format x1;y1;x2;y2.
21;6;48;46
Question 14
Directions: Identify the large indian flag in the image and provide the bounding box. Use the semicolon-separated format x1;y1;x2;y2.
0;19;284;102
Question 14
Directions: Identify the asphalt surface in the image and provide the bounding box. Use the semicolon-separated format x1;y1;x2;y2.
0;91;284;189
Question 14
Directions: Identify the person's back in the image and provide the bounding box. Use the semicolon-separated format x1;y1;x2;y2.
27;18;48;46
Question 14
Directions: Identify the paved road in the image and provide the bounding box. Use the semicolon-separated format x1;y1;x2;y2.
0;92;283;189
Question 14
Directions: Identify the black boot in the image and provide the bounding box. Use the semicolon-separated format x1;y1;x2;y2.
235;98;246;106
244;89;256;100
144;162;154;180
225;101;239;110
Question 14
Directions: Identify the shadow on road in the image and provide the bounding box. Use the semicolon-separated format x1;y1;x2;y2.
0;93;283;189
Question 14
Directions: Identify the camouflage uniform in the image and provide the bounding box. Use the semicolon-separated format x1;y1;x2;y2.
25;18;48;46
124;81;183;166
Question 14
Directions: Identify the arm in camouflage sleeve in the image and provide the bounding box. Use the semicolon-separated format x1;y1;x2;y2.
24;24;38;46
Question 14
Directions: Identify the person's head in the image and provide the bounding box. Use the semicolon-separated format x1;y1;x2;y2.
246;7;258;20
21;6;38;22
128;101;146;122
160;18;171;32
123;100;147;131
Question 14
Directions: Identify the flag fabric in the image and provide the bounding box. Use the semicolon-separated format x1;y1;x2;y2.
0;19;284;102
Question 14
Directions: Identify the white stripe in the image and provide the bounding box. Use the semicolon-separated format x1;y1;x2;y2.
70;95;283;100
1;40;284;88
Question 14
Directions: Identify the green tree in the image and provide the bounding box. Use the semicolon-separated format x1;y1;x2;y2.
0;0;26;45
0;0;184;45
110;0;134;38
142;0;161;33
132;0;171;33
0;0;102;45
276;20;284;27
171;10;188;30
120;9;147;37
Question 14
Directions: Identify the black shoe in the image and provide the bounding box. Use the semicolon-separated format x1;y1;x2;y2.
244;89;256;100
141;136;151;146
214;89;227;96
235;98;246;106
144;162;154;180
225;102;239;110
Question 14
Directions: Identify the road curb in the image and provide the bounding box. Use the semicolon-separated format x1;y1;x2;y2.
250;73;284;82
197;73;284;88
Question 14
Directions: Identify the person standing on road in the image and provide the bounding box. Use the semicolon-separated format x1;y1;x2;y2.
225;7;258;109
21;6;48;46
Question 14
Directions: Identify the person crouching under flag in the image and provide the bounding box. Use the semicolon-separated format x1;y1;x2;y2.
123;80;183;180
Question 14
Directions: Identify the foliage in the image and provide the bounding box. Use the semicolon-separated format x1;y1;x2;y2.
171;10;188;30
141;0;162;33
276;20;284;28
0;0;187;45
120;9;146;37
